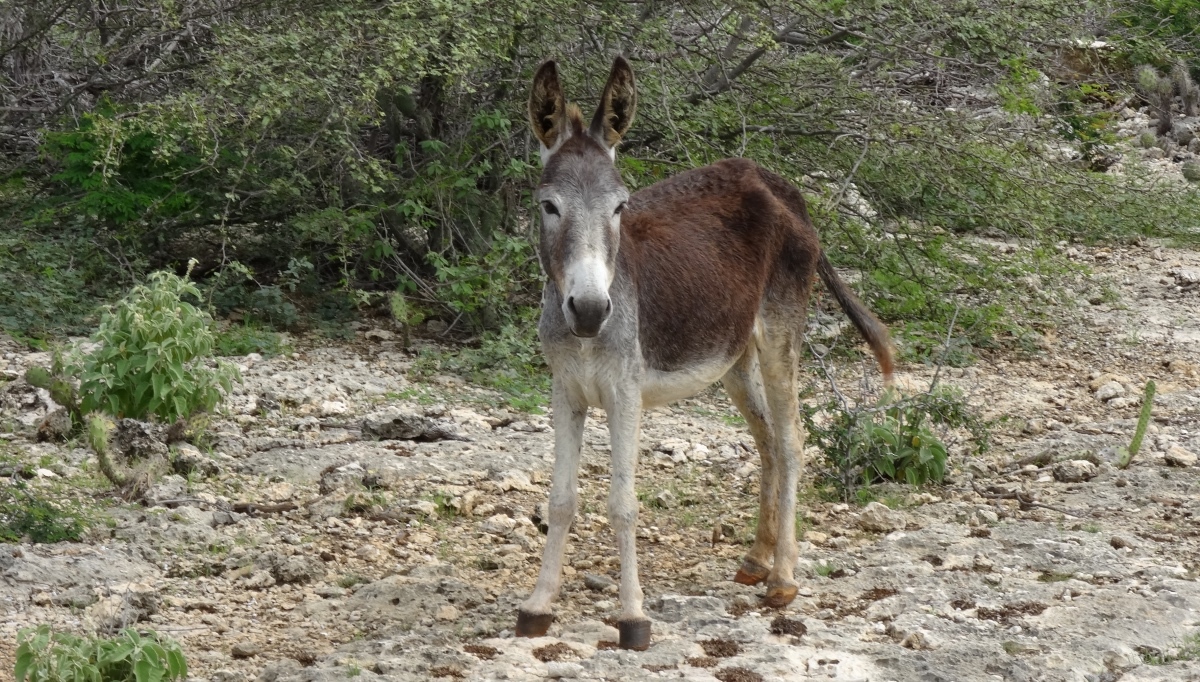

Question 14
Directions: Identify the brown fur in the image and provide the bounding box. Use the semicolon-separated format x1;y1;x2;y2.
619;158;893;378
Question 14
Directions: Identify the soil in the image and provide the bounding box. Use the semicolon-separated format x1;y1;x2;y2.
3;232;1200;678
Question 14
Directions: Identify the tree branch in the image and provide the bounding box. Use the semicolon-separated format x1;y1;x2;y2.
685;15;806;104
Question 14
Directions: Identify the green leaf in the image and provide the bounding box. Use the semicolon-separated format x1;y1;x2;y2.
14;651;32;681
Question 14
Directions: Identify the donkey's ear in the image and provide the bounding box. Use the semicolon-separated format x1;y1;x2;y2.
590;56;637;149
529;60;567;150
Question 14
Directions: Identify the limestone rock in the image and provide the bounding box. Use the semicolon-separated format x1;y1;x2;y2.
1053;459;1097;483
1166;445;1198;467
858;501;907;532
362;408;464;441
1094;382;1124;402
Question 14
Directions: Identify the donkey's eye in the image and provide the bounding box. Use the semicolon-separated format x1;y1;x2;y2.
541;201;560;216
614;202;627;216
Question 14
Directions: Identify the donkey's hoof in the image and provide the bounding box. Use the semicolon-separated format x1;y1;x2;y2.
515;610;554;637
732;559;770;586
618;619;652;650
762;584;799;608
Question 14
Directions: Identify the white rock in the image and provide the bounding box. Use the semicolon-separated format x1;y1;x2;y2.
481;514;517;535
494;469;536;492
545;662;583;678
410;500;438;517
1094;381;1125;402
320;400;348;416
858;501;907;532
1053;459;1097;483
1165;445;1198;467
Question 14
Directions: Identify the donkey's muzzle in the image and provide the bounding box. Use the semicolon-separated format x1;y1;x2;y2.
565;295;612;337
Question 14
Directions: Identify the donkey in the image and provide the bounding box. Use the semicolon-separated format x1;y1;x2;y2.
517;56;894;650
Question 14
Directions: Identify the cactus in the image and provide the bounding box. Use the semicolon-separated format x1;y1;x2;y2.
1172;61;1199;117
1137;65;1175;136
1183;160;1200;182
25;366;83;430
1117;380;1155;469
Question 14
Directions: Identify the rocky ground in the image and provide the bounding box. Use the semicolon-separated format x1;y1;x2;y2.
2;237;1200;682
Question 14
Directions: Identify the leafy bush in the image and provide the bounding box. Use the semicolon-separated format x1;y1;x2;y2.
15;626;188;682
804;386;992;498
66;267;239;422
0;481;88;544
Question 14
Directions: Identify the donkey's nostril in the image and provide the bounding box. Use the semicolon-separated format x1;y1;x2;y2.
605;300;612;314
567;297;578;314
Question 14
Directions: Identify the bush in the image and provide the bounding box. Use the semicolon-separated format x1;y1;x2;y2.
66;267;239;422
15;626;188;682
804;386;992;499
0;481;88;544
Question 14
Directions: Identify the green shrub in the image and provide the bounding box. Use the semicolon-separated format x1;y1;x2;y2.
215;323;287;357
66;267;239;422
804;386;992;498
15;625;188;682
0;481;88;544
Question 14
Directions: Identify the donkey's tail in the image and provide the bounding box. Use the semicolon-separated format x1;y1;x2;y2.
816;251;894;385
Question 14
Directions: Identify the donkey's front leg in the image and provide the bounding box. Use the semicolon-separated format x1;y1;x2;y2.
517;378;586;637
604;385;650;650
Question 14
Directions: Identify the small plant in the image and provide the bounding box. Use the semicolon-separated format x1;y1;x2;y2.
1183;161;1200;182
388;292;425;348
1143;632;1200;665
813;562;839;578
1117;380;1155;470
0;481;88;544
66;265;239;423
804;385;991;500
15;625;188;682
214;322;287;357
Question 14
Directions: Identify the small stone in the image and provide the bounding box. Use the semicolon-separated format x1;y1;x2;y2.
1053;460;1097;483
494;469;536;492
1094;382;1125;402
1110;535;1137;550
320;400;348;416
654;489;678;509
857;501;906;533
435;604;460;621
364;329;394;341
546;662;584;679
481;514;516;535
583;573;617;592
356;544;381;562
901;630;938;650
805;531;828;545
1165;445;1198;467
410;500;438;517
231;641;261;659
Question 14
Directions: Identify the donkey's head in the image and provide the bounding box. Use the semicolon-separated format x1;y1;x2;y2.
529;57;637;338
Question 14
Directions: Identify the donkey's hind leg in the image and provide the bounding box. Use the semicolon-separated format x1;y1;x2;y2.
756;310;808;608
722;341;779;586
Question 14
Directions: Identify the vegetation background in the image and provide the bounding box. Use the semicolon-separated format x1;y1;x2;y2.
3;0;1200;375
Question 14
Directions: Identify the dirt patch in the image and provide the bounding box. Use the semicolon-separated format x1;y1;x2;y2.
463;644;499;660
715;667;765;682
769;615;807;637
644;663;676;672
686;656;718;668
976;602;1049;625
860;587;898;602
532;642;576;662
430;666;464;678
700;639;741;657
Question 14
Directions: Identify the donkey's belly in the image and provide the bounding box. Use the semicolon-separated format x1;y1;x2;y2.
640;355;737;408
